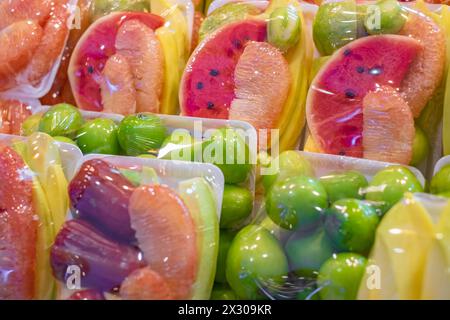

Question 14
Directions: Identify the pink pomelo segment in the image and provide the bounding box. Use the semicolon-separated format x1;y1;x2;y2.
362;86;414;165
229;41;290;131
306;35;422;158
120;267;174;300
180;20;267;119
68;12;164;112
128;185;197;300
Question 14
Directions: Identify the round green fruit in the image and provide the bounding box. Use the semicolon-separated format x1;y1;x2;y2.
53;136;77;145
319;170;368;203
266;176;327;230
267;5;302;52
226;225;289;299
430;164;450;195
21;113;42;136
365;166;423;214
285;229;335;278
262;150;315;192
117;113;167;156
296;286;320;300
221;184;253;229
324;199;379;255
215;230;235;284
203;128;252;184
76;118;120;155
159;130;197;161
317;253;367;300
364;0;407;35
410;126;429;166
210;284;237;300
39;103;84;138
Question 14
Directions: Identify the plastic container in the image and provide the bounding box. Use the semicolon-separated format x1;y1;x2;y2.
51;154;224;300
0;0;79;99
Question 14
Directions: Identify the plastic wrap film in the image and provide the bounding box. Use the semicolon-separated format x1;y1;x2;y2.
51;154;223;300
0;0;79;99
180;0;314;152
0;132;81;299
303;0;449;180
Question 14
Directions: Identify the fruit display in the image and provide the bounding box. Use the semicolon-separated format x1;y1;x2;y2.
0;0;75;96
50;155;222;299
181;0;314;151
305;0;449;169
0;132;75;299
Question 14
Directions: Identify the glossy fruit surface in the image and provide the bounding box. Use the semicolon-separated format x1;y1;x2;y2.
319;171;368;203
221;184;253;229
76;118;120;155
38;103;83;138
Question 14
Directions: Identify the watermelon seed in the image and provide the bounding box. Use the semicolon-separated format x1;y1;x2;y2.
356;66;365;73
339;150;346;156
207;102;214;109
87;66;94;74
345;89;356;99
233;39;243;49
343;49;351;56
210;69;219;76
196;82;204;90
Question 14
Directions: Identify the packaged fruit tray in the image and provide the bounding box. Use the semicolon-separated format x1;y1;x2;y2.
0;132;80;300
52;154;224;300
0;0;79;99
221;150;427;300
302;0;450;180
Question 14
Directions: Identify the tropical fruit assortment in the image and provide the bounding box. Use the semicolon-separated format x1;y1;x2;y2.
49;156;221;299
2;0;450;301
0;133;71;299
305;0;448;166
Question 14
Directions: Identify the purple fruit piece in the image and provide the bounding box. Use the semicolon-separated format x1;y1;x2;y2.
180;20;267;119
51;220;145;292
68;289;105;300
69;159;136;242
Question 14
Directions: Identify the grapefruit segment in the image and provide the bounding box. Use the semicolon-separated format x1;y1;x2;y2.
362;86;414;164
68;12;164;112
180;20;267;119
0;0;52;29
0;144;36;300
120;267;174;300
0;20;43;80
399;10;446;118
229;41;291;131
0;100;31;135
101;54;137;115
306;35;422;158
128;185;197;299
115;19;164;113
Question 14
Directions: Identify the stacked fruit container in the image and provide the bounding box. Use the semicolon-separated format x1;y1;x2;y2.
1;0;450;301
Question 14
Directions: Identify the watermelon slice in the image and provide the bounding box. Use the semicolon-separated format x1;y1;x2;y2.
180;20;267;119
0;144;37;300
306;35;422;158
68;12;164;113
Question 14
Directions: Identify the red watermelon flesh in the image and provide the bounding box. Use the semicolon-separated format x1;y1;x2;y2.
307;35;422;158
68;12;164;112
0;144;36;300
180;20;267;119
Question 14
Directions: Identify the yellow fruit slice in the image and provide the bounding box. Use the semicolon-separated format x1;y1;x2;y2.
45;164;69;234
358;194;435;300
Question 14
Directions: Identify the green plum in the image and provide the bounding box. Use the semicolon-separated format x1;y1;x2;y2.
262;150;315;192
159;130;200;162
21;113;42;136
221;184;253;229
258;216;292;245
364;0;407;35
39;103;84;138
215;230;235;284
117;113;167;156
210;284;238;300
410;126;429;166
76;118;120;155
324;199;379;255
53;136;76;145
226;225;289;299
296;286;320;300
203;128;252;184
317;253;367;300
266;176;328;230
285;229;335;278
313;0;366;56
319;171;368;203
430;164;450;195
365;166;423;214
267;5;302;52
